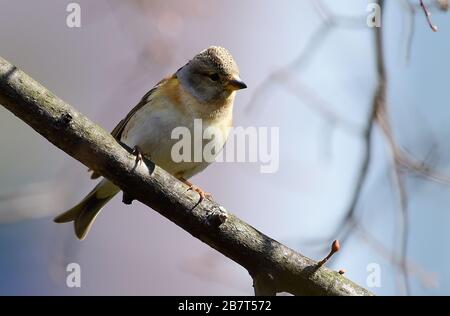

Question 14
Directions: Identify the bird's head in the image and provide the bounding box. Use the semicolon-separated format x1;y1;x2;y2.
176;46;247;103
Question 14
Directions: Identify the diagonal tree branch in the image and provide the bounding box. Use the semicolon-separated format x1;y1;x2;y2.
0;56;372;296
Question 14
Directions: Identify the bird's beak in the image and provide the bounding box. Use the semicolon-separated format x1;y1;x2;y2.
227;77;247;91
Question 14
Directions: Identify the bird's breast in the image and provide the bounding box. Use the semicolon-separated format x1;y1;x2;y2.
120;79;233;178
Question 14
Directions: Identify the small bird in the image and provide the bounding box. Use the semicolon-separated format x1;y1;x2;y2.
54;46;246;240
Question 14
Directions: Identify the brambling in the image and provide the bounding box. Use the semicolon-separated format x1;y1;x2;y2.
54;46;247;240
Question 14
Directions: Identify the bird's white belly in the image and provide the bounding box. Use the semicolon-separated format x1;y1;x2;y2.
120;101;231;179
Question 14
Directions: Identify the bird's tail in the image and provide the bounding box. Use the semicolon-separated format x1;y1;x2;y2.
54;179;119;240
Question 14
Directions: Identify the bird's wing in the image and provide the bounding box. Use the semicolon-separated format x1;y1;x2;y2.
110;77;170;141
90;76;171;179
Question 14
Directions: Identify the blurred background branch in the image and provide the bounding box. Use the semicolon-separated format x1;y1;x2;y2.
245;0;449;295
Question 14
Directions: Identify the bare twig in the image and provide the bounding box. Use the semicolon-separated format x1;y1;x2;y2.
317;240;341;267
420;0;439;31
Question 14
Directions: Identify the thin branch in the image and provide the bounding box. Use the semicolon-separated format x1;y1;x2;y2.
420;0;439;31
0;56;372;296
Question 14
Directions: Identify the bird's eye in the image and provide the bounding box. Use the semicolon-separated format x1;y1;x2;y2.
208;73;220;81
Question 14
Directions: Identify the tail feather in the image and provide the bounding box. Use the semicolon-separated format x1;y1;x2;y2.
53;205;80;223
54;181;118;240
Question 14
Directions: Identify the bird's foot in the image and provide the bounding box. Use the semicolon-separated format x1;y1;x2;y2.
189;186;212;203
179;178;212;203
132;145;144;166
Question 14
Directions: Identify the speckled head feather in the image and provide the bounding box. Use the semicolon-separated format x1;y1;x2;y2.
192;46;239;78
176;46;245;103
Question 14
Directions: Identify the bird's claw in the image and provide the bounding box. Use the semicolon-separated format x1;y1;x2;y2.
179;177;212;204
188;186;212;203
132;145;144;166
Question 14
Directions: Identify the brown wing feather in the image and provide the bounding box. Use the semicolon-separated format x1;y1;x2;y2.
90;77;171;179
111;78;170;141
